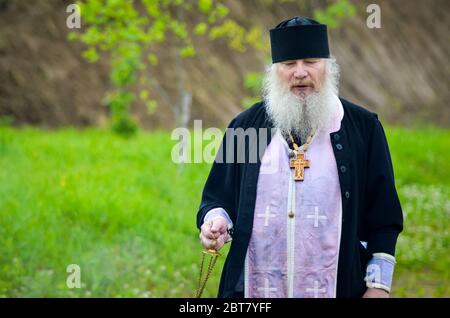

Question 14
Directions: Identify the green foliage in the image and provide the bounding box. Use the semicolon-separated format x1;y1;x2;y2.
241;96;262;109
179;45;196;58
313;0;356;29
246;26;268;51
145;100;158;115
209;19;245;52
70;0;266;136
242;72;264;108
244;72;264;92
82;47;100;63
0;126;448;297
104;89;137;136
198;0;213;14
111;114;138;137
110;45;143;87
194;22;208;35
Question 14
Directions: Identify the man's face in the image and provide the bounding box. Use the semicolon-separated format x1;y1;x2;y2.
276;58;326;98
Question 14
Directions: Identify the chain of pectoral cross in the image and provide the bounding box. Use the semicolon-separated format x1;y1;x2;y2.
287;132;313;181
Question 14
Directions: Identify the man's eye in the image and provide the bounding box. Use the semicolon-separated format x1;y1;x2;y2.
305;60;318;64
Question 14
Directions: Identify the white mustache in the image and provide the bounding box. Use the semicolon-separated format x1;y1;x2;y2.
291;82;313;87
263;63;338;143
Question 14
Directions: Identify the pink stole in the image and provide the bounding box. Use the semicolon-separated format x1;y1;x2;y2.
245;96;344;298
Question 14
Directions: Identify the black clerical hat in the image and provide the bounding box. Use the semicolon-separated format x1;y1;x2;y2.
270;17;330;63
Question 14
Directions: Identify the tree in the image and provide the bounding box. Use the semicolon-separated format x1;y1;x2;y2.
69;0;265;136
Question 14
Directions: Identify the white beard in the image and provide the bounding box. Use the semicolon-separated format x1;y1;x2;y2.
262;58;340;144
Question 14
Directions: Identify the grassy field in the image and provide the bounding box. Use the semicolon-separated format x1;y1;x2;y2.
0;126;448;297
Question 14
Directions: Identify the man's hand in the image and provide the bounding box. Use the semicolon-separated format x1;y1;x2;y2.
362;288;390;298
200;217;229;251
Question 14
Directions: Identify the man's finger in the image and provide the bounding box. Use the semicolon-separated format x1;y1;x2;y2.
201;236;218;250
215;233;228;248
201;221;216;239
202;230;216;240
210;218;228;234
204;233;228;251
200;221;212;232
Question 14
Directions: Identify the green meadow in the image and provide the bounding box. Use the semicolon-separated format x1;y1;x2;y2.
0;126;448;297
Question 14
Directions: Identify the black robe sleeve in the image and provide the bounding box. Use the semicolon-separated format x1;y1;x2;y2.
364;115;404;256
196;118;240;229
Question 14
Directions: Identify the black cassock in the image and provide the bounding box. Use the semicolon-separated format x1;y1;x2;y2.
196;98;403;298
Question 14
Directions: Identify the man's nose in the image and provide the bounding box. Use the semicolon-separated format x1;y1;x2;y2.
293;61;308;79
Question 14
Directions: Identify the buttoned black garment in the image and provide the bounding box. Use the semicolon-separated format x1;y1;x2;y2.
196;98;403;298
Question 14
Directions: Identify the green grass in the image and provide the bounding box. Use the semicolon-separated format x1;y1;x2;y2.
0;126;448;297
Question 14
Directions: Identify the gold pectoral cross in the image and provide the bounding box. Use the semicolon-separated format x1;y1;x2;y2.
290;151;310;181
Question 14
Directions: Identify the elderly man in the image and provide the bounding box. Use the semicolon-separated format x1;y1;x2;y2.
196;17;403;298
